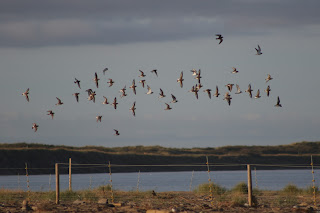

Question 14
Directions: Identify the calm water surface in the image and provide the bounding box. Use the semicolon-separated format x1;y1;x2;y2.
0;169;317;192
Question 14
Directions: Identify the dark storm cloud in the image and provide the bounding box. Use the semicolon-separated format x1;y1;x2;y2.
0;0;319;47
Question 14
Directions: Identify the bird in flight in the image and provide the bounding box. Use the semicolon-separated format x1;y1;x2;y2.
114;129;120;136
93;72;99;88
226;84;234;92
74;78;81;89
265;85;271;97
130;101;136;117
102;96;109;105
55;97;63;105
107;78;114;87
22;88;30;102
223;92;232;106
151;69;158;77
245;84;253;98
164;103;172;110
214;86;220;97
171;94;178;103
231;67;239;74
112;97;118;109
177;71;184;88
255;45;262;55
265;74;273;83
275;96;282;107
215;34;223;44
32;123;39;132
159;88;166;98
146;85;153;95
73;93;79;103
130;79;137;95
96;115;102;122
235;84;242;94
139;70;146;78
139;79;146;88
47;110;55;119
255;89;261;99
103;67;108;75
203;89;212;99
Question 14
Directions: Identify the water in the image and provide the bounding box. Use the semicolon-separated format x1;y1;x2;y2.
0;169;317;192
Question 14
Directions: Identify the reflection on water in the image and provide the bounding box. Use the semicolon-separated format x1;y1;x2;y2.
0;169;317;192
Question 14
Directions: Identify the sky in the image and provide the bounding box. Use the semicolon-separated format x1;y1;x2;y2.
1;0;320;148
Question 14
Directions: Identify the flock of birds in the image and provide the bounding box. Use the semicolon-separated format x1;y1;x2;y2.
22;34;282;136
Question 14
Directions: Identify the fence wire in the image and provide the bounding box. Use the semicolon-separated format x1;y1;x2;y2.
0;162;319;209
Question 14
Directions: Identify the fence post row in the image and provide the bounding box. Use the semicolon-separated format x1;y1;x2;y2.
247;164;253;207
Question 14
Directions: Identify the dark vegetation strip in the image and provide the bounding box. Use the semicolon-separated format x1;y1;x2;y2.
0;141;319;175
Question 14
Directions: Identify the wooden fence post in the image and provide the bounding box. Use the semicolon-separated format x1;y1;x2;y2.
247;164;253;207
69;158;72;191
55;163;60;204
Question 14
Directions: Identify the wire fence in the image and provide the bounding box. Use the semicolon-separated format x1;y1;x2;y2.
1;160;320;209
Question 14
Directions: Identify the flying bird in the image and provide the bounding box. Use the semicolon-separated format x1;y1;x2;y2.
203;89;212;99
22;88;30;102
245;84;253;98
235;84;242;94
195;69;201;83
55;97;63;105
255;89;261;99
73;93;79;102
214;86;220;97
265;85;271;97
226;84;234;92
265;74;273;83
102;96;109;105
139;70;146;78
47;110;55;119
275;96;282;107
111;97;118;109
32;123;39;132
215;34;223;44
139;79;146;88
114;129;120;136
171;94;178;103
103;67;108;75
146;85;153;95
231;67;239;74
164;103;172;110
74;78;81;89
130;101;136;117
130;79;137;95
93;72;99;88
191;69;198;76
120;86;127;98
255;45;262;55
151;69;158;77
96;115;102;122
88;92;96;103
86;89;93;96
107;79;114;87
223;92;232;106
177;71;184;88
159;88;166;98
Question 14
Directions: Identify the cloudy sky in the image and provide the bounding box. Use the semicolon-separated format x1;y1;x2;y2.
1;0;320;148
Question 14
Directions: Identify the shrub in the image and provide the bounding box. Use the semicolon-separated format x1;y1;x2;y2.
282;184;301;195
231;182;248;194
194;183;226;195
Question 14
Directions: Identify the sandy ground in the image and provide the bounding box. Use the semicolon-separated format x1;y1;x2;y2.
0;191;317;212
